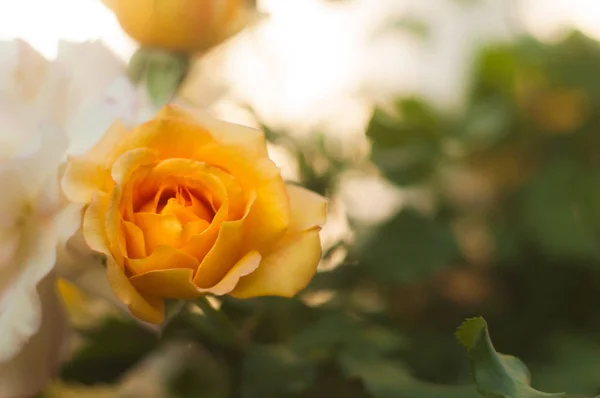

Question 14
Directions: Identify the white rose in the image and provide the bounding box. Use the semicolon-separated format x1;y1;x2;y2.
0;40;80;398
0;39;157;398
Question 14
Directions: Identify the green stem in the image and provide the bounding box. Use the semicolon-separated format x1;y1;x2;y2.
190;296;244;352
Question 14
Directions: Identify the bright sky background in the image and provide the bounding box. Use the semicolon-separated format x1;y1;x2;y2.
1;0;600;129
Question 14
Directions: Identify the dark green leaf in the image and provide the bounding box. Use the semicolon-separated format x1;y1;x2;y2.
241;344;316;398
367;99;442;185
532;336;600;396
169;344;231;398
363;209;459;283
340;353;479;398
518;157;600;259
60;317;158;384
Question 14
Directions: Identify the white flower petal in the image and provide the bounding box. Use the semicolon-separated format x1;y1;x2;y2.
56;40;125;113
0;216;60;362
65;76;140;156
19;122;68;200
0;40;50;105
0;273;70;398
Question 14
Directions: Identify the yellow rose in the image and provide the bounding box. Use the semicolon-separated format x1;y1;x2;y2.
104;0;257;53
62;105;326;324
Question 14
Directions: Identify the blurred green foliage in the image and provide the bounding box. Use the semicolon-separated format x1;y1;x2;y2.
50;30;600;398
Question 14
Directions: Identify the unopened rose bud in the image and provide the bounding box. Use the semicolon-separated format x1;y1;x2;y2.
104;0;260;53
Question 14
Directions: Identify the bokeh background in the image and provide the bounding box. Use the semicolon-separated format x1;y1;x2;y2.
5;0;600;396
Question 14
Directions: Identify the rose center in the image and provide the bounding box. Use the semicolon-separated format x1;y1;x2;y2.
140;184;215;224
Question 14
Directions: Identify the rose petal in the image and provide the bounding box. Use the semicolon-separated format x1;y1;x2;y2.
180;200;229;260
128;245;199;275
89;121;131;165
231;228;322;298
111;147;158;222
158;105;268;156
106;185;126;266
123;221;146;259
163;194;210;223
195;144;290;251
111;147;158;185
134;213;182;254
242;176;290;251
122;166;152;221
180;219;211;243
201;250;261;295
82;191;111;255
191;194;255;288
183;195;212;221
108;117;213;165
129;268;200;299
131;251;261;300
106;257;164;324
61;121;129;203
197;165;246;219
193;218;244;289
140;158;228;212
287;184;327;232
61;160;112;203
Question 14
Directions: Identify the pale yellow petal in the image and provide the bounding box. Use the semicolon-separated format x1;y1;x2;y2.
82;192;111;255
61;159;112;203
88;120;131;165
158;105;268;156
111;147;158;185
200;250;261;296
106;257;164;324
108;117;213;165
242;177;290;251
287;184;327;232
231;228;322;299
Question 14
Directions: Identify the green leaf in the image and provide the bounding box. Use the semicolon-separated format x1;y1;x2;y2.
289;312;406;361
241;344;316;398
456;317;565;398
168;344;231;398
367;99;442;185
340;354;480;398
363;209;459;283
454;98;515;151
518;157;600;259
60;317;158;385
532;335;600;395
472;44;518;99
